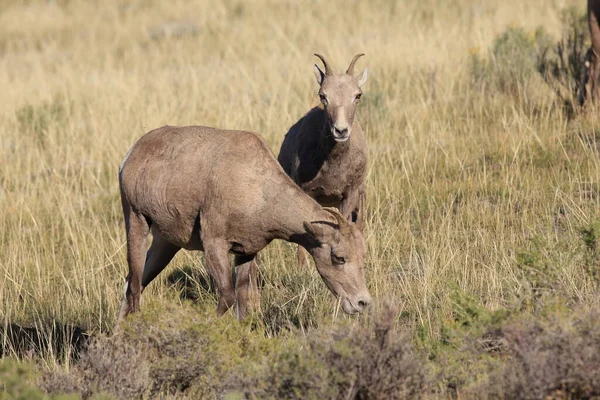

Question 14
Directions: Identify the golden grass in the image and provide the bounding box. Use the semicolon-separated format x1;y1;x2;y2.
1;0;599;372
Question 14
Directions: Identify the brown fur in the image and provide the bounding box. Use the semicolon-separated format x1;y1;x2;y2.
117;125;371;323
581;0;600;105
278;54;368;266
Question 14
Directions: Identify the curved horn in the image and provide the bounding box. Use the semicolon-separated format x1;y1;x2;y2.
346;53;365;75
314;53;332;75
323;207;351;235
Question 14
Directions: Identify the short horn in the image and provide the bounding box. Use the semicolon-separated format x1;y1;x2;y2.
323;207;351;235
314;53;332;75
346;53;365;75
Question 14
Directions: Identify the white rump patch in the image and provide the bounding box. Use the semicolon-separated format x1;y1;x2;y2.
119;144;136;174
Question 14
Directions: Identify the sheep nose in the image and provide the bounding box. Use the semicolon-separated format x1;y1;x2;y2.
356;295;372;311
333;126;350;141
334;126;348;137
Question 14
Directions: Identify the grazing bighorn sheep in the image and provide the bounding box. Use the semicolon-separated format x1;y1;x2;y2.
278;54;368;266
117;125;371;323
580;0;600;105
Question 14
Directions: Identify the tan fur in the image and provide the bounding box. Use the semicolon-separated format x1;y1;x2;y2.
278;54;368;266
581;0;600;105
117;125;371;323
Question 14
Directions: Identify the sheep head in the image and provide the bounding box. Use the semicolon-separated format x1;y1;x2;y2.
303;207;371;314
313;53;368;143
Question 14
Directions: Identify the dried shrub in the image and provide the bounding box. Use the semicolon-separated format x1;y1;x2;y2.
245;306;429;399
39;303;427;399
486;307;600;399
40;303;246;399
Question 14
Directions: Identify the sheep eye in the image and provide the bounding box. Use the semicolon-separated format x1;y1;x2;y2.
354;93;362;102
331;253;345;265
319;94;328;105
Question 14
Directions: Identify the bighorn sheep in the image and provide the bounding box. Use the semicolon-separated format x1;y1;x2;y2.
278;54;368;266
117;125;371;322
580;0;600;105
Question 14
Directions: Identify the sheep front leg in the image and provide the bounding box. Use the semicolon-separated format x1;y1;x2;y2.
340;184;366;231
234;254;259;320
203;240;235;315
296;246;310;268
357;185;366;232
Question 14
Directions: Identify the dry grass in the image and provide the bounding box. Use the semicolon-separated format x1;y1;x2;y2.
2;0;600;397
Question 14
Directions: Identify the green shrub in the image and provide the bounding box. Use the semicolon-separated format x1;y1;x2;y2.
15;96;69;148
41;303;248;398
579;220;600;280
39;304;428;399
0;359;76;400
470;7;588;113
469;26;552;94
538;7;589;112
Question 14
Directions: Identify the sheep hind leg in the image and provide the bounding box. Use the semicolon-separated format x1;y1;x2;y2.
117;211;150;323
141;232;181;290
592;55;600;104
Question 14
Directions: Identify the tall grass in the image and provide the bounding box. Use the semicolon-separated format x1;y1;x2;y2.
2;0;600;397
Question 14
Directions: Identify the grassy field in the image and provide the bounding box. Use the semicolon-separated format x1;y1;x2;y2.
2;0;600;398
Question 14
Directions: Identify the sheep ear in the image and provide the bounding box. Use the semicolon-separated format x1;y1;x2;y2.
304;221;318;238
303;221;323;246
314;64;325;85
356;68;368;87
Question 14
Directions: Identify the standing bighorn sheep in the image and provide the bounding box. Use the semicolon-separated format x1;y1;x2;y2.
580;0;600;105
117;125;371;322
278;54;368;266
